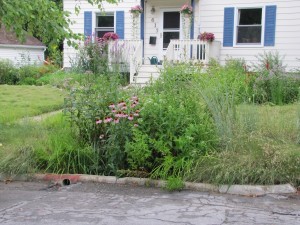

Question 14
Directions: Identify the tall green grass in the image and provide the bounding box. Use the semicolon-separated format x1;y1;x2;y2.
0;114;98;176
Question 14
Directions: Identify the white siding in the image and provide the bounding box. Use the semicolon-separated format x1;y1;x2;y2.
63;0;199;67
0;46;45;66
63;0;141;68
199;0;300;71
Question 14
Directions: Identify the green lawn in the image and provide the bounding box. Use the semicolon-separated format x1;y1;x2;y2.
0;85;65;123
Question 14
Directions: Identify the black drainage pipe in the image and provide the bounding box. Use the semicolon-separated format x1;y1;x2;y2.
62;179;71;186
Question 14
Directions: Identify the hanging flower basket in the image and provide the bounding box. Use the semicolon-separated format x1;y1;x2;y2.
130;5;143;17
180;4;193;16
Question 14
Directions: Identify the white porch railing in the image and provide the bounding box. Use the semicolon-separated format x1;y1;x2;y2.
108;40;143;77
164;39;220;64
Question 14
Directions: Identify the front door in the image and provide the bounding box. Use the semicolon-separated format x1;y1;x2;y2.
160;10;181;60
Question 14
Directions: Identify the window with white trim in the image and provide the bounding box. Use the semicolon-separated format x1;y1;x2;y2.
236;8;262;45
95;13;114;38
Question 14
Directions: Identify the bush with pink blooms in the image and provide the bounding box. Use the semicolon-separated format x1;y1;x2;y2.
103;32;119;41
72;32;121;75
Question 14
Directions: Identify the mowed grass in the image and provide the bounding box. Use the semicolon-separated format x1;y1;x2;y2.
0;85;65;123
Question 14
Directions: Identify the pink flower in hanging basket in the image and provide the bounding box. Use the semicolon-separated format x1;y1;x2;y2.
180;4;193;15
130;5;143;14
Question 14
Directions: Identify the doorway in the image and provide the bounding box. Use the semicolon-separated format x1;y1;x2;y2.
160;10;181;59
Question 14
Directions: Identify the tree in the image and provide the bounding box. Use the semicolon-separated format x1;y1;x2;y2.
0;0;119;46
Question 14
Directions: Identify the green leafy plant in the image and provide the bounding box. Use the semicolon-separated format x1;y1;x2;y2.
249;51;300;105
165;176;185;192
0;59;18;84
125;64;216;180
71;36;108;74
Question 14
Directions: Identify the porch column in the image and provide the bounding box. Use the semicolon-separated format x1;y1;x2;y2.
140;0;145;40
190;0;195;39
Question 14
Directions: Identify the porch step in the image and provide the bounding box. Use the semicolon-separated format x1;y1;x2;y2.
133;65;162;85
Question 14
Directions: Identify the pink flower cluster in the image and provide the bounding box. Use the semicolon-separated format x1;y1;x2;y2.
199;32;215;42
130;5;143;14
180;4;193;15
103;32;119;41
84;35;106;47
96;96;140;127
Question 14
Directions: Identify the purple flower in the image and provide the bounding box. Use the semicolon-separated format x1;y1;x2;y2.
128;114;134;121
113;118;120;124
109;103;115;109
104;117;113;123
131;96;138;101
96;119;103;124
117;101;126;108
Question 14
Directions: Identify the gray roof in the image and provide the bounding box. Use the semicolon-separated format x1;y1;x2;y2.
0;26;45;46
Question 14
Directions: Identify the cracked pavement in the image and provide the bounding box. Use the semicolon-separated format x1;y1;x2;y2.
0;181;299;225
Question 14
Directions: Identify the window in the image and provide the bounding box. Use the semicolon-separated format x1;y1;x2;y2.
236;8;262;44
163;11;180;49
95;13;114;38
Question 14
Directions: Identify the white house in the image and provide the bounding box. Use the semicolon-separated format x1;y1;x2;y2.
0;26;46;66
63;0;300;84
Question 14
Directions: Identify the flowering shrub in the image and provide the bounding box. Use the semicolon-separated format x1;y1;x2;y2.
96;96;140;129
180;4;193;15
72;35;108;74
93;96;141;173
103;32;119;41
129;5;143;14
199;32;215;42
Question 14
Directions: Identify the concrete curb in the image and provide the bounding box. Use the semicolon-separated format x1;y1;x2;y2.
1;173;297;196
0;174;297;196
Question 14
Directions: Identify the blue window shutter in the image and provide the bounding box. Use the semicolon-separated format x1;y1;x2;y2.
264;5;277;46
84;11;92;37
223;7;234;47
190;0;195;39
116;11;125;39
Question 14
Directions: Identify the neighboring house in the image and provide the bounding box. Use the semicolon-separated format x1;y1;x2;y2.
0;26;46;66
63;0;300;84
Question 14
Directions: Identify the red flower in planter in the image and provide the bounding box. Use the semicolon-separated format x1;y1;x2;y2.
199;32;215;42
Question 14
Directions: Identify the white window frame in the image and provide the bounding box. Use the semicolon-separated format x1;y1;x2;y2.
233;6;265;48
94;12;116;38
